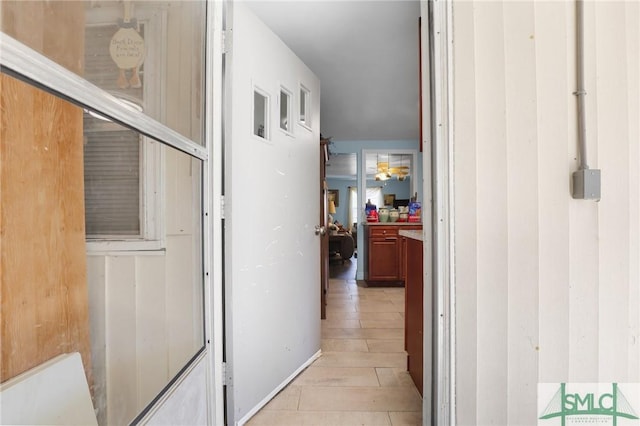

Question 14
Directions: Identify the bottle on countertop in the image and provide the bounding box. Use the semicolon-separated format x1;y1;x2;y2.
408;192;421;223
365;199;378;222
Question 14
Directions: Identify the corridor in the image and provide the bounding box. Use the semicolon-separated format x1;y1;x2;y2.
246;258;423;425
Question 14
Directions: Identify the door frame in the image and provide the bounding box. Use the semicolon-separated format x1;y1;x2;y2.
206;0;226;425
425;0;455;424
320;139;330;319
209;1;456;424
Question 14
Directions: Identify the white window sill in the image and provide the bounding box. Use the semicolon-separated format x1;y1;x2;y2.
86;239;166;256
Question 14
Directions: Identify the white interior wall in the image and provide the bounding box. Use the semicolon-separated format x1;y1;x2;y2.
452;2;640;424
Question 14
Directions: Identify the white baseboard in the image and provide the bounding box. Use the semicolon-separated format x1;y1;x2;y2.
236;349;322;426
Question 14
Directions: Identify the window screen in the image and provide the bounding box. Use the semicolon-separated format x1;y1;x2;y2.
83;23;144;237
83;119;141;236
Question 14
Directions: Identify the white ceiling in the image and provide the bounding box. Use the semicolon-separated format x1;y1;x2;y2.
245;1;421;142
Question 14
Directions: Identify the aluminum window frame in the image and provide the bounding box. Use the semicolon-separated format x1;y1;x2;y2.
1;23;212;422
0;33;207;162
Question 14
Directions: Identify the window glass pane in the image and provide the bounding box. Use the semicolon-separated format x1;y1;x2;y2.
299;86;309;125
1;72;205;425
86;119;204;424
83;115;141;236
1;0;206;145
254;90;268;139
280;88;290;132
366;187;384;209
90;133;204;426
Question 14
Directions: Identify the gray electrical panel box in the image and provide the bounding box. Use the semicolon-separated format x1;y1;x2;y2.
572;169;601;201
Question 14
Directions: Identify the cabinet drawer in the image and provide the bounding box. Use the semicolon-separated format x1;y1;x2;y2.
369;227;398;237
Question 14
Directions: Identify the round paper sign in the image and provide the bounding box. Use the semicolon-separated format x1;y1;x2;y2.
109;27;145;69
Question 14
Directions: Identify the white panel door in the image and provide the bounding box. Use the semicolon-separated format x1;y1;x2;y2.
224;3;321;424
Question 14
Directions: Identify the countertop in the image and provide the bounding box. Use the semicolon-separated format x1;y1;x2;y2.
399;229;424;241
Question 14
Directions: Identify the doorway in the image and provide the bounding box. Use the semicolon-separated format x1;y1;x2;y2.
222;2;323;424
222;1;452;424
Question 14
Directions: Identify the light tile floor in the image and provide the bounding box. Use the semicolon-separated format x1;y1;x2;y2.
246;278;423;426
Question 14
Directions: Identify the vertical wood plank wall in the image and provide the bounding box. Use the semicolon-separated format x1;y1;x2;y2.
86;152;203;426
453;2;640;424
85;5;205;423
0;2;91;382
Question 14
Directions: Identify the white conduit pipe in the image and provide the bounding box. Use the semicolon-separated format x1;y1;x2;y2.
575;0;589;170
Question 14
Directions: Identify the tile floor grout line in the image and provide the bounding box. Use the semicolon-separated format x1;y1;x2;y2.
248;272;422;424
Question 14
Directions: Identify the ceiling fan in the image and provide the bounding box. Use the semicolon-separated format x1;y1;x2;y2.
389;155;410;180
375;154;411;181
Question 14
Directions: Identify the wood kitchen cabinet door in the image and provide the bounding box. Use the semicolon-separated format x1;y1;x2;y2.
367;226;401;281
405;237;424;396
369;238;401;280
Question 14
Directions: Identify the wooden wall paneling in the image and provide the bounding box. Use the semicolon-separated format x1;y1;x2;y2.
165;4;181;133
0;75;91;381
503;3;540;424
593;1;631;382
624;0;640;382
451;2;478;424
166;3;195;138
189;4;204;139
86;256;107;426
567;0;601;383
452;1;640;423
166;151;195;235
180;4;195;139
136;255;168;407
473;3;509;425
106;256;137;425
1;0;90;385
534;1;572;384
1;1;45;52
42;2;86;74
165;235;198;375
1;1;84;74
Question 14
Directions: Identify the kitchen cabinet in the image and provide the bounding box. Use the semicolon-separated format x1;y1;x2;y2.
364;224;422;285
402;233;424;396
367;226;400;282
